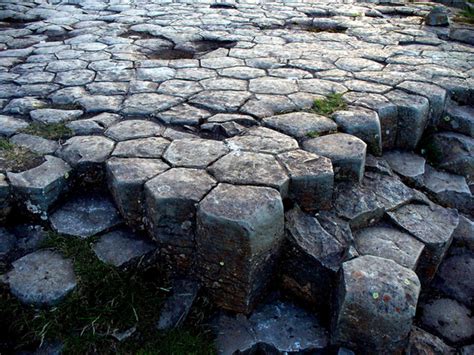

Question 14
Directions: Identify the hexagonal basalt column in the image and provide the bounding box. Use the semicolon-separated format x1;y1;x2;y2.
196;183;284;313
163;138;229;168
145;168;217;273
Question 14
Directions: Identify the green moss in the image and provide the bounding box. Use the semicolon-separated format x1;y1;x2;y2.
0;138;43;172
21;122;73;141
306;131;320;138
0;233;215;354
312;93;347;117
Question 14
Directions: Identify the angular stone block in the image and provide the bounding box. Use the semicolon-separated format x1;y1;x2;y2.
112;137;170;158
384;150;426;185
196;183;284;313
225;127;298;155
105;119;164;141
332;255;421;353
57;135;115;169
163;138;229;169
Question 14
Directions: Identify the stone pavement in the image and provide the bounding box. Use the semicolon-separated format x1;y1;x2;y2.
0;0;473;353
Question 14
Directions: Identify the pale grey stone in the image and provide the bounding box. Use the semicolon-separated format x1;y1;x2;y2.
226;127;298;155
10;134;58;155
112;137;170;158
163;138;228;169
30;108;83;124
105;119;164;141
57;136;115;168
0;115;28;137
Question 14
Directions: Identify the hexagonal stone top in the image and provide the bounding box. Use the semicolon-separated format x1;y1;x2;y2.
106;157;169;184
57;136;115;167
226;127;298;155
163;138;229;168
262;112;337;139
112;137;170;158
208;151;289;195
105;119;165;141
50;194;122;238
5;250;77;306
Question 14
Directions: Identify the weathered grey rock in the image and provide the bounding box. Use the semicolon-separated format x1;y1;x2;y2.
0;174;10;222
388;203;459;284
421;298;474;345
226;127;298;155
50;194;122;238
57;135;115;168
8;224;47;256
189;90;251;112
365;154;393;176
55;69;95;86
78;95;123;113
196;183;284;313
30;109;83;124
67;112;121;135
156;279;200;330
332;108;382;156
10;133;58;155
425;6;449;26
384;150;425;185
277;149;334;211
334;172;415;229
452;215;474;252
303;133;367;182
201;121;246;138
121;93;182;116
5;250;77;306
449;27;474;46
106;157;169;226
112;137;170;158
214;300;328;355
93;229;155;268
433;251;474;307
105;119;164;141
262;112;337;140
281;207;345;310
155;103;210;126
145;168;216;272
407;326;455;355
207;113;257;126
332;255;421;353
163;138;228;168
461;344;474;355
354;225;425;270
7;156;71;211
0;115;28;137
3;97;47;115
439;101;474;138
208;151;289;196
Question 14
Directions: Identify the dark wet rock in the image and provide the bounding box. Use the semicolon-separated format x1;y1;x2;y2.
281;207;345;310
439;101;474;138
354;225;425;270
407;326;455;355
225;127;298;155
50;194;122;238
214;300;328;355
106;157;169;226
420;298;474;345
388;203;459;284
7;156;71;212
277;149;334;211
452;215;474;252
384;150;425;185
57;135;115;169
332;255;421;354
145;168;216;273
10;133;58;155
92;229;155;268
432;251;474;307
0;173;11;222
316;210;355;251
365;154;393;176
0;115;28;137
425;6;449;26
163;138;228;169
303;133;367;182
208;151;289;196
262;112;337;140
5;250;77;306
156;279;200;330
334;171;415;229
9;224;47;256
0;227;16;264
196;183;284;313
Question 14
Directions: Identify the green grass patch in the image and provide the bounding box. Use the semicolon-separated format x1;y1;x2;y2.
306;131;320;138
21;122;73;141
0;138;43;172
312;93;347;117
457;5;474;25
0;233;215;354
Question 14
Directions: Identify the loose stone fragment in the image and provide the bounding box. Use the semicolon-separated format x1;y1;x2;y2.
106;157;169;226
303;133;367;182
277;149;333;211
388;203;459;284
196;183;284;313
163;138;228;169
50;194;122;238
425;6;449;26
407;326;455;355
93;229;155;268
7;156;71;211
5;250;77;306
332;255;421;354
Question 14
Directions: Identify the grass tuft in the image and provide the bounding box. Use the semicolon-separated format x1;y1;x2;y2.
0;138;43;172
21;122;73;141
312;93;347;117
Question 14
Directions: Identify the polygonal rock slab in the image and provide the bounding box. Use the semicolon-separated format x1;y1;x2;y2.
332;255;421;353
30;108;83;124
196;183;284;313
262;112;337;140
226;127;298;155
384;150;426;185
57;136;115;168
93;229;155;268
112;137;170;158
277;149;333;211
145;168;217;272
7;156;71;211
155;103;210;126
121;93;182;116
106;157;169;226
5;250;77;306
189;90;251;112
10;133;59;155
67;112;121;135
388;203;459;284
105;119;164;141
332;108;382;156
208;151;289;197
0;115;28;137
303;133;367;182
163;138;229;168
354;225;425;270
50;194;122;238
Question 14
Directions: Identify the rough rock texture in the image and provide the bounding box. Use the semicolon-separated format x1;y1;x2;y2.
332;255;421;354
407;326;455;355
196;184;284;313
163;138;228;168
